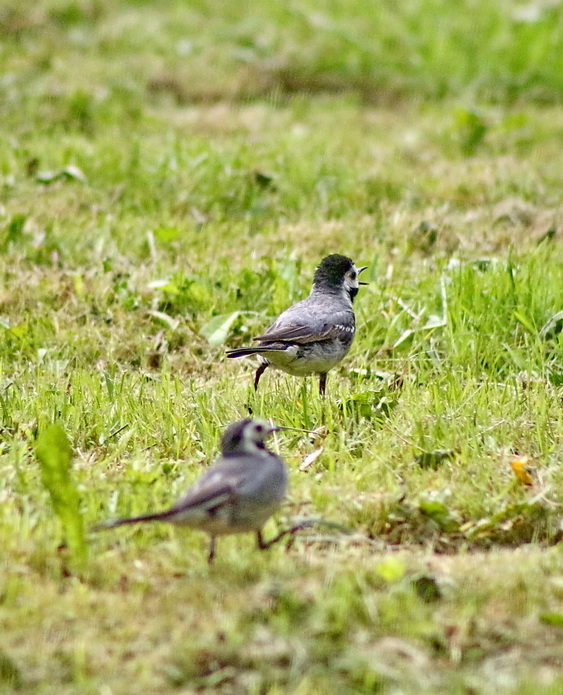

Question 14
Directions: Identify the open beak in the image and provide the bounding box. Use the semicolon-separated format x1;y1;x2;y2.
357;265;369;285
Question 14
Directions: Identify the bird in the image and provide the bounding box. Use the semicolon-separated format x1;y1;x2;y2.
95;419;304;564
226;254;368;396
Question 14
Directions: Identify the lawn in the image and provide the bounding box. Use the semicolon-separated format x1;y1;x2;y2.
1;1;563;692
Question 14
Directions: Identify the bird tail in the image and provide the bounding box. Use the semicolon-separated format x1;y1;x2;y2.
226;346;265;358
226;346;283;359
93;509;176;531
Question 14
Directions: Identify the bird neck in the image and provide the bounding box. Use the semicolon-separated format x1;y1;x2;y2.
310;282;354;306
222;442;270;457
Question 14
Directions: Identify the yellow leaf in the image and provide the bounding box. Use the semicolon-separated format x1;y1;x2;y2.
510;456;535;486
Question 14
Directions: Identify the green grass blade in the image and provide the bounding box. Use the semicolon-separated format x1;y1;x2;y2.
35;423;88;567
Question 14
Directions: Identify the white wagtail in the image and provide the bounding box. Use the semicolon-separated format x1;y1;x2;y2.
96;419;306;564
226;254;368;396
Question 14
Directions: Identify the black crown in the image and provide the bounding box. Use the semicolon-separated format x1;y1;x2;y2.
221;419;253;452
313;254;355;287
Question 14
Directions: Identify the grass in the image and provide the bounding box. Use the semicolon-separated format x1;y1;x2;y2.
2;0;563;111
1;0;563;692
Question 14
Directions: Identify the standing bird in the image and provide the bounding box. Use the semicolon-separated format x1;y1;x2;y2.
226;254;368;396
96;419;300;564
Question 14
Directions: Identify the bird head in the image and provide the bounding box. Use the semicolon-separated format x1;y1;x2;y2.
220;419;278;454
313;254;368;302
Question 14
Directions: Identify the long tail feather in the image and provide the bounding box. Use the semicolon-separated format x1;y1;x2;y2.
93;509;175;531
226;345;285;358
225;347;263;358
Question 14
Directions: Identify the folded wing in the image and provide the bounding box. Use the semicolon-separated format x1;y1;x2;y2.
255;312;354;345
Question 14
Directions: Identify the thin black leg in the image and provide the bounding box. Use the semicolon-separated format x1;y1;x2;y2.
319;373;327;397
208;536;216;564
254;363;268;391
256;521;315;551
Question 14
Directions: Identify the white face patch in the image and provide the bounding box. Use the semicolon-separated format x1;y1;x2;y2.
239;422;269;453
343;266;360;291
340;264;362;303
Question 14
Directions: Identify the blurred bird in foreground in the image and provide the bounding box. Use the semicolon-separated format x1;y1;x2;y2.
96;419;305;564
226;254;367;396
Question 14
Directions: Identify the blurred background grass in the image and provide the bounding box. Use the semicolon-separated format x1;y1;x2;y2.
2;0;563;121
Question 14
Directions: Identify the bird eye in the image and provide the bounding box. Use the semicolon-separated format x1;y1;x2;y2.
350;271;357;280
255;424;264;433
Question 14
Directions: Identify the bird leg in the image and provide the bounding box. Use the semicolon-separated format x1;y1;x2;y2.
318;373;327;397
254;363;268;391
207;536;217;564
256;521;315;551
